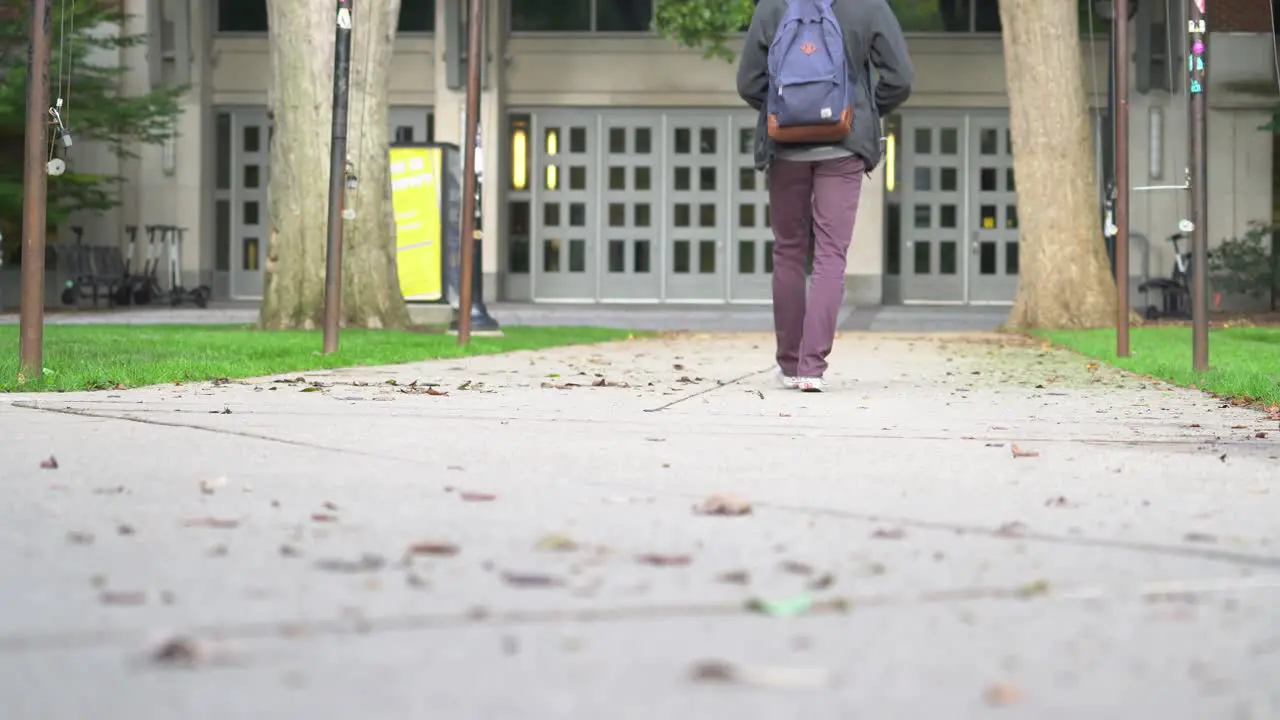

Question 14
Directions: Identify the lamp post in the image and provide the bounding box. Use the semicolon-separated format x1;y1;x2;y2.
1187;0;1208;371
1094;0;1138;357
18;0;54;380
322;0;355;354
455;0;484;345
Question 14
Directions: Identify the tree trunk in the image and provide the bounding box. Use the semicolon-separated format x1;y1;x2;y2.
261;0;409;330
999;0;1117;330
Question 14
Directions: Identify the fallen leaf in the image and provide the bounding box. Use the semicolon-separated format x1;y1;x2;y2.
1015;579;1051;598
1184;532;1218;544
459;491;497;502
310;513;339;523
717;570;751;585
535;533;579;552
690;660;832;690
746;594;813;617
315;553;385;573
694;494;753;516
871;528;906;540
66;531;95;545
1011;444;1040;458
183;517;240;529
807;573;835;591
1231;425;1248;430
100;591;147;606
151;636;202;666
407;542;460;557
637;553;692;567
40;455;58;470
996;522;1029;537
322;501;339;511
985;682;1023;706
1256;432;1269;439
501;571;564;588
780;560;814;576
1044;496;1078;508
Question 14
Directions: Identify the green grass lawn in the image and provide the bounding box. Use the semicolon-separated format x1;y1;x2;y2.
0;324;637;392
1039;326;1280;406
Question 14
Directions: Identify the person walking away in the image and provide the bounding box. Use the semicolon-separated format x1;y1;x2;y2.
737;0;913;392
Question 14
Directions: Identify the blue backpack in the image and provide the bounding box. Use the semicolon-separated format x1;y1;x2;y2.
766;0;853;144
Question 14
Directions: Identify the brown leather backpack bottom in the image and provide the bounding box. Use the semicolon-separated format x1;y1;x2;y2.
768;108;853;143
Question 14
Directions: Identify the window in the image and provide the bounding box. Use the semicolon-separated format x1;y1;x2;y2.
216;0;435;33
217;0;267;32
398;0;435;32
511;0;653;32
887;0;999;33
888;0;1110;34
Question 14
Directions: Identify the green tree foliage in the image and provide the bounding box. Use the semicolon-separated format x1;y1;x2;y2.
653;0;755;62
0;0;184;260
1209;223;1280;311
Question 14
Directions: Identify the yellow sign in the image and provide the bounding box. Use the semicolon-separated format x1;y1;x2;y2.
389;146;443;301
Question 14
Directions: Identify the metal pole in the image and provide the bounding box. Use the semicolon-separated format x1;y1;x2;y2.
1112;0;1131;357
19;0;53;380
322;0;355;354
1187;0;1208;371
456;0;484;346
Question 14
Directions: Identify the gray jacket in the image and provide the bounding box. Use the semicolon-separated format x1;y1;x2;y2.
736;0;915;171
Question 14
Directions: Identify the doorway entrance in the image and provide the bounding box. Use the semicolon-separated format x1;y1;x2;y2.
505;108;772;304
897;112;1020;304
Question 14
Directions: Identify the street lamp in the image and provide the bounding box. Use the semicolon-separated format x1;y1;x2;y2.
1097;0;1139;357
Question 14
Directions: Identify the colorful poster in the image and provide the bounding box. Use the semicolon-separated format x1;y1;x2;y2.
389;147;443;302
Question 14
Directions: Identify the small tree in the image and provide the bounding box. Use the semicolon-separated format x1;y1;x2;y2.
1208;223;1280;311
0;0;185;264
260;0;409;330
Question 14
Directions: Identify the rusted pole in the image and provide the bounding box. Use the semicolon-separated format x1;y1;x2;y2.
1187;0;1208;371
18;0;53;380
322;0;354;354
1112;0;1131;357
456;0;484;346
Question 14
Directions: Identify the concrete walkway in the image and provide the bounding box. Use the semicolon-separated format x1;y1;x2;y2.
2;333;1278;719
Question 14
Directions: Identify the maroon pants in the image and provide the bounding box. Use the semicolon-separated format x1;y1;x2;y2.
767;156;865;378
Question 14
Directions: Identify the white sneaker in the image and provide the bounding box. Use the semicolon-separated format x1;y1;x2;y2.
797;377;825;392
777;371;800;389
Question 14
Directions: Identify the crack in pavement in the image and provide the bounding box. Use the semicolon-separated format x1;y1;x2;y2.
585;482;1280;570
1;574;1276;656
9;401;434;467
643;367;774;413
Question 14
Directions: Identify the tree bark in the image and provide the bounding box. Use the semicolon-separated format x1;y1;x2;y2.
261;0;410;330
999;0;1117;330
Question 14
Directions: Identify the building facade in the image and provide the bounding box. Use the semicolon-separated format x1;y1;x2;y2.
69;0;1279;308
